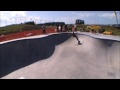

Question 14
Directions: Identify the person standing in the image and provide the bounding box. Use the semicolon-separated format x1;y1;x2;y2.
66;25;69;32
64;25;68;32
60;24;63;32
58;25;61;32
57;25;59;32
42;24;46;34
74;24;77;32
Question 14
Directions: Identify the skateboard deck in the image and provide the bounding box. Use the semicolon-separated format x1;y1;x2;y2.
78;41;84;45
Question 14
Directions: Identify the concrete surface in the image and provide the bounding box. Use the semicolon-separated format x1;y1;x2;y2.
77;32;120;41
0;32;120;79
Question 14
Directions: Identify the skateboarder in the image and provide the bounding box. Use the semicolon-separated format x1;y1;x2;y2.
72;31;83;45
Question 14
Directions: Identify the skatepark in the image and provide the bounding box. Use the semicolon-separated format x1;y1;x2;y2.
0;32;120;79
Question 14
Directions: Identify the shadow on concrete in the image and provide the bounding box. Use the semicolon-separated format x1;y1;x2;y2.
104;39;117;47
0;33;72;78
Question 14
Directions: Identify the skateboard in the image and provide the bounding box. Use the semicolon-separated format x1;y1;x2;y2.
78;40;84;45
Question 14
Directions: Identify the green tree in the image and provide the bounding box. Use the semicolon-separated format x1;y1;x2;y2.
75;19;84;24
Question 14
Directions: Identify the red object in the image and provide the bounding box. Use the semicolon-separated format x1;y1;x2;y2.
0;28;56;42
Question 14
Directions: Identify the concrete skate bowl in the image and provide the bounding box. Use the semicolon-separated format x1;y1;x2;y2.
68;35;120;79
0;33;72;78
1;33;120;79
43;34;119;79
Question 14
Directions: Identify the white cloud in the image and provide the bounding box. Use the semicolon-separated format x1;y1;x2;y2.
0;11;43;26
1;11;119;26
56;13;119;24
72;11;118;19
53;16;75;24
9;11;26;17
76;13;93;18
1;11;41;20
1;11;27;20
72;12;94;18
98;13;115;18
0;11;27;25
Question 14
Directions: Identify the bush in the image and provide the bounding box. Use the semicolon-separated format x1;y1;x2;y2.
24;21;35;25
75;19;84;24
98;29;105;33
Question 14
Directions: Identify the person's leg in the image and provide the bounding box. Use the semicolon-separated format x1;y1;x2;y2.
43;30;45;34
78;40;81;45
75;36;79;41
75;28;76;32
45;29;46;34
61;28;62;32
75;28;77;32
73;31;81;43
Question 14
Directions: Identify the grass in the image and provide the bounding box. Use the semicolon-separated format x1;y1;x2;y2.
76;25;120;36
75;24;87;30
0;24;43;36
100;25;120;36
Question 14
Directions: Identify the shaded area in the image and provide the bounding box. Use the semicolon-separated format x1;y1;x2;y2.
0;33;72;78
103;39;118;47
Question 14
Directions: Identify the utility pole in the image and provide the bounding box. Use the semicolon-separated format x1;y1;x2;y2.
96;16;97;25
114;11;118;26
0;11;1;27
95;18;96;25
97;16;98;25
118;11;120;24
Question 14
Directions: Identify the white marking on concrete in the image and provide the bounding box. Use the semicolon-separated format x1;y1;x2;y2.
19;77;25;79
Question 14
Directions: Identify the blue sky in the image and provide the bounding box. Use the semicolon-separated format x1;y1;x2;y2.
0;11;120;27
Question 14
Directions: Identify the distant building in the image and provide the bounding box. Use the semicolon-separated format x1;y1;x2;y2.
37;22;65;26
75;19;84;24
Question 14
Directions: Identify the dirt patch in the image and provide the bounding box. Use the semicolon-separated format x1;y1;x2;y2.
0;28;56;42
